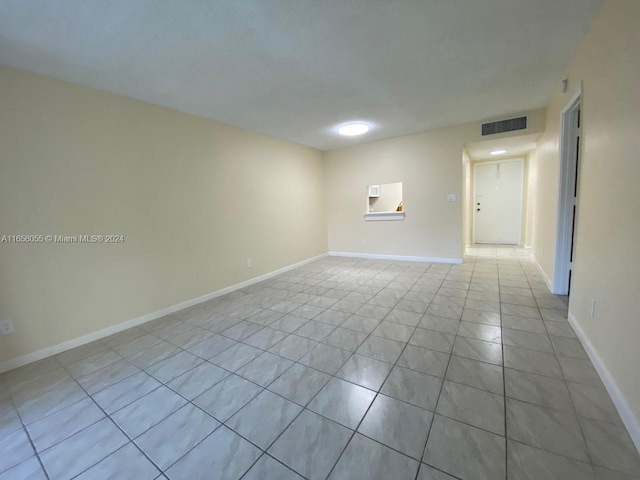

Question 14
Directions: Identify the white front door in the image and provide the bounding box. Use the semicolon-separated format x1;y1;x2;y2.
474;159;524;244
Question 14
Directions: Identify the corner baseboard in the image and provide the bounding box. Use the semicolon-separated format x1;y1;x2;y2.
0;252;329;374
329;251;463;264
567;313;640;452
530;254;553;292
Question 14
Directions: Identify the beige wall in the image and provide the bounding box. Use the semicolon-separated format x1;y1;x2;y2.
0;66;327;366
324;124;469;261
532;0;640;439
325;112;545;261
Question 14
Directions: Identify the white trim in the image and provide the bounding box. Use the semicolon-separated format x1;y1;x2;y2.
568;313;640;452
553;87;582;295
524;245;533;249
0;253;329;374
531;254;553;292
329;251;462;264
471;158;525;167
364;211;405;221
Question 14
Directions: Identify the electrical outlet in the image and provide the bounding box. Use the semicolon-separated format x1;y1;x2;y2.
0;319;14;335
590;298;596;318
246;259;252;268
361;239;367;246
447;193;456;202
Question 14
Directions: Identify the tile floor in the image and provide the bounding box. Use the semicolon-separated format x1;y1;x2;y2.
1;246;639;480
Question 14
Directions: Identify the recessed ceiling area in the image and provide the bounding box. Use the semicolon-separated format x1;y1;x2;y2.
0;0;601;150
465;133;542;161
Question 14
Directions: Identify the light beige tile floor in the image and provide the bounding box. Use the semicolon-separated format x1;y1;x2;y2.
1;245;639;479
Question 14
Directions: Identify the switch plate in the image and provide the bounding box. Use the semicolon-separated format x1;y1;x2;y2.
590;298;596;318
0;319;14;335
246;259;252;268
447;194;456;202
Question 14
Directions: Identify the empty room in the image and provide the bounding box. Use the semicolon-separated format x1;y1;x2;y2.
1;0;639;479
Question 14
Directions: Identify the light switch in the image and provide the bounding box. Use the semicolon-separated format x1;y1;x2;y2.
447;194;456;202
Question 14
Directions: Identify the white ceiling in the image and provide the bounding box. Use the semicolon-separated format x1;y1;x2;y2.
466;133;542;161
0;0;601;150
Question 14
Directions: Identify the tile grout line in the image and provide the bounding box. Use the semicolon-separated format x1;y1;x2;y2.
240;259;426;479
211;259;430;479
413;260;470;480
323;264;435;479
527;259;598;473
501;250;510;480
4;249;618;479
49;355;172;479
2;385;51;480
20;264;427;479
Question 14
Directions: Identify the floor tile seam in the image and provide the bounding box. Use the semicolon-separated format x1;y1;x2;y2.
44;357;168;479
237;452;311;480
1;379;51;480
7;368;89;406
449;348;502;368
116;327;196;370
501;362;571;382
323;308;428;479
338;340;455;380
501;340;567;358
106;361;290;476
221;380;401;463
507;438;601;478
90;342;270;443
520;255;596;467
543;317;573;326
8;255;591;479
413;277;466;478
71;355;147;398
256;330;377;478
499;274;510;478
441;375;504;398
11;381;93;429
58;343;124;375
505;429;599;467
140;422;229;477
16;379;105;432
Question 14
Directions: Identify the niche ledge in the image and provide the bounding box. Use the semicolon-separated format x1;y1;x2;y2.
364;211;405;221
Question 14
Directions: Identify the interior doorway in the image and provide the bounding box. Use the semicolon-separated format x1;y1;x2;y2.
553;90;582;295
473;158;524;244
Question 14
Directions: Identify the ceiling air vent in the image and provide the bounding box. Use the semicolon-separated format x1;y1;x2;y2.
481;116;527;136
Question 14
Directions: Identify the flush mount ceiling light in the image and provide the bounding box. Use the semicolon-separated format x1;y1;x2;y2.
491;149;507;155
338;123;370;136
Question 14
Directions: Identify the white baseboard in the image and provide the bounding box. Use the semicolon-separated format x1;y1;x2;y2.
524;244;533;249
531;254;553;292
0;252;329;374
568;313;640;452
329;251;463;264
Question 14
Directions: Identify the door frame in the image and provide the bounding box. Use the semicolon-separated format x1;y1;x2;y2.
553;87;582;295
472;157;525;245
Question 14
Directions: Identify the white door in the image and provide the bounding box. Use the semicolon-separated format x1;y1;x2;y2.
474;159;524;244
